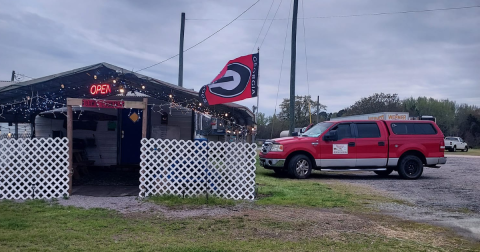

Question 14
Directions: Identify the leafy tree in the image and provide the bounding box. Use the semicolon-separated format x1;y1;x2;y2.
454;104;480;146
255;112;268;126
277;95;327;127
344;93;402;116
403;97;456;135
255;112;272;140
257;92;480;146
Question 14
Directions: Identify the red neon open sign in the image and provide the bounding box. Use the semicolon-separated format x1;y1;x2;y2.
90;84;112;95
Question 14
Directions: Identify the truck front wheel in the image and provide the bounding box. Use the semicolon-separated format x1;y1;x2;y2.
288;154;312;179
398;155;423;180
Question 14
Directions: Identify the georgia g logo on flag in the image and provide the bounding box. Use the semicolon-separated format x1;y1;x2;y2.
199;53;259;106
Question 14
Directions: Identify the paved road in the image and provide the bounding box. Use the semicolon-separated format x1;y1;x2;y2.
310;155;480;240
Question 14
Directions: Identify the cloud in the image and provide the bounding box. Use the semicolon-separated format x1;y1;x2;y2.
0;0;478;116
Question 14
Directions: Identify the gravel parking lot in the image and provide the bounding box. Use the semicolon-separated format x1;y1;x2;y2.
311;155;480;240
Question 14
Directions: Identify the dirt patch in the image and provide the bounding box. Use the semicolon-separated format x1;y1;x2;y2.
56;195;476;248
57;195;235;219
308;156;480;242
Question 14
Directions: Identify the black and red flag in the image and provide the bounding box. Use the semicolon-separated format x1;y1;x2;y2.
199;53;259;106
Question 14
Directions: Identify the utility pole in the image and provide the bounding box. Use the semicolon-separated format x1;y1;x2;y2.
316;95;320;123
178;12;185;87
11;70;15;81
289;0;299;136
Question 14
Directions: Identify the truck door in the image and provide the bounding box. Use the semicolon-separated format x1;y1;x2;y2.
320;123;356;167
354;122;388;167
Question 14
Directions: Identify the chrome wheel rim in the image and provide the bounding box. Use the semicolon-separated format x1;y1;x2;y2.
296;159;310;176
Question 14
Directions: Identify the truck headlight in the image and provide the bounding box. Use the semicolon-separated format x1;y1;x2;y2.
270;144;284;152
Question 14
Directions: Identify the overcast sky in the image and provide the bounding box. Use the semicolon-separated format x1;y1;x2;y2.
1;0;479;115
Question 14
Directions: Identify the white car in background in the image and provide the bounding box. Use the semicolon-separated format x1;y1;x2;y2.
444;137;468;152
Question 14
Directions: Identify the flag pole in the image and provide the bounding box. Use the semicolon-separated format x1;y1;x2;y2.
256;48;260;123
254;48;260;144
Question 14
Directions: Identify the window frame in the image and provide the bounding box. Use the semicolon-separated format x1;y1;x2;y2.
329;123;355;140
390;122;437;135
354;122;381;138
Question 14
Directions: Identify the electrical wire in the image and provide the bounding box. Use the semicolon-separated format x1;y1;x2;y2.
258;0;284;49
15;73;35;80
187;5;480;20
271;0;293;139
251;0;275;53
136;0;261;73
301;0;311;124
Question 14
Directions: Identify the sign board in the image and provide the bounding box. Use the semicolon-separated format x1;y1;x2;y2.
90;84;112;95
333;144;348;154
81;99;125;109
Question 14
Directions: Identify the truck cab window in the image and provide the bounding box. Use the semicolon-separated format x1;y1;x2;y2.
356;123;380;138
330;124;352;140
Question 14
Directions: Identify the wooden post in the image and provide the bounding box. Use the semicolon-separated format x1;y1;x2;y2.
67;105;73;195
142;98;148;139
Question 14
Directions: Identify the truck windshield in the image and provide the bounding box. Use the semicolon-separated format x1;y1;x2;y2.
445;137;457;141
301;122;333;137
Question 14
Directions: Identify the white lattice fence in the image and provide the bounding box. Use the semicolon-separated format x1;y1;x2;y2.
140;139;257;200
0;138;70;200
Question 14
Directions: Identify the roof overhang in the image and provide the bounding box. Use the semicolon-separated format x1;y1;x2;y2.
0;62;254;125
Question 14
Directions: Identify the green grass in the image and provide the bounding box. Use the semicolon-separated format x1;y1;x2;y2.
147;194;236;208
445;148;480;156
1;200;477;251
254;155;400;209
0;155;478;251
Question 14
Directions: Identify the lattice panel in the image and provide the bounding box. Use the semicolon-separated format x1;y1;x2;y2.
0;138;70;200
140;139;257;200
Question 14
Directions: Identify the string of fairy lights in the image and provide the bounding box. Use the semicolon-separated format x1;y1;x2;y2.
0;70;255;138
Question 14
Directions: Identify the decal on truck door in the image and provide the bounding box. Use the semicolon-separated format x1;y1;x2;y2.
333;144;348;154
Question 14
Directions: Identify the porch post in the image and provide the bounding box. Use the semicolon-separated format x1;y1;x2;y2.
14;114;18;139
142;98;148;139
67;105;73;195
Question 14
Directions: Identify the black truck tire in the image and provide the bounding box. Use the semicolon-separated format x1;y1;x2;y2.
374;168;393;177
288;154;312;179
397;155;423;180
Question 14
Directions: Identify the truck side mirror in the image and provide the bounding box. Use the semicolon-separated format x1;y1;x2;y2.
323;130;338;141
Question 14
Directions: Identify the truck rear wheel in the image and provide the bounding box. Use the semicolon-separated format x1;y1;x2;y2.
288;154;312;179
398;155;423;180
374;168;393;177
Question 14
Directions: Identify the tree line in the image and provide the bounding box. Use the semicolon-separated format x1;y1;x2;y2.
255;93;480;147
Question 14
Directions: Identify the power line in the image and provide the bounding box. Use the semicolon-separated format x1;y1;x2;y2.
259;0;284;49
136;0;261;73
15;73;35;80
251;0;275;53
271;0;293;139
301;0;311;123
187;5;480;21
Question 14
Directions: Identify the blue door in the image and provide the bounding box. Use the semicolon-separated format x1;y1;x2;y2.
121;109;143;165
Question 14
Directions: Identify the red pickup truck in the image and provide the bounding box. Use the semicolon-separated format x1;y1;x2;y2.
259;120;447;179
